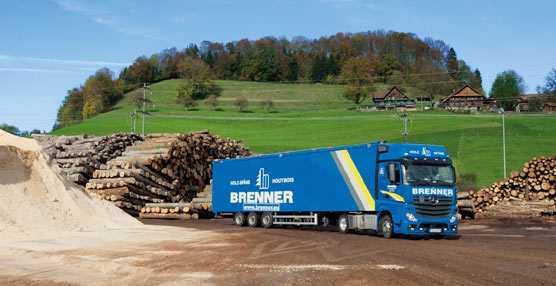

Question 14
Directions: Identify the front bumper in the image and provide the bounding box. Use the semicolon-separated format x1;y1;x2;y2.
399;206;458;235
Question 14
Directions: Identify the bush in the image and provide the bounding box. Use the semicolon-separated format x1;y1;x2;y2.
259;99;274;113
178;94;198;111
234;97;249;112
204;95;219;111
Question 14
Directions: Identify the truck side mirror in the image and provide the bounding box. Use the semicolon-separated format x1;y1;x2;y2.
387;163;399;184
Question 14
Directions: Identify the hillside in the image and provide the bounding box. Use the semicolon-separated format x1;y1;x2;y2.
51;79;556;188
54;30;483;129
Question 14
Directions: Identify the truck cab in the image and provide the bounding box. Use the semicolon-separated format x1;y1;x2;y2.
374;143;458;237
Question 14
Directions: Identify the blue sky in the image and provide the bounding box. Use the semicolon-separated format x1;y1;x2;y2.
1;0;555;131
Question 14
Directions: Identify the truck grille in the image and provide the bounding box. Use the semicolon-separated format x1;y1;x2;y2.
413;196;452;218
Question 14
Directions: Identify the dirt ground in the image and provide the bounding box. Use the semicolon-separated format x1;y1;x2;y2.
1;217;556;286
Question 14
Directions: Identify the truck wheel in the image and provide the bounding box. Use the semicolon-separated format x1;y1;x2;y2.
261;212;273;228
379;214;393;239
233;212;246;226
337;214;350;234
247;212;260;227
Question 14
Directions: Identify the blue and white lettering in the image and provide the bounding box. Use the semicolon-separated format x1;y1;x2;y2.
229;191;294;204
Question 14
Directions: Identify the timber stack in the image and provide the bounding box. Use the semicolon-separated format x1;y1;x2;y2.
32;133;143;185
86;131;250;215
138;184;213;220
458;155;556;218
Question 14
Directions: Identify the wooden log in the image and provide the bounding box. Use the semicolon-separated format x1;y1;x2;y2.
139;213;192;220
68;173;87;184
457;192;470;199
145;202;191;208
457;199;474;208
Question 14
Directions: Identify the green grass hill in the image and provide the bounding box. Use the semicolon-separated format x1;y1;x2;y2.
51;79;556;187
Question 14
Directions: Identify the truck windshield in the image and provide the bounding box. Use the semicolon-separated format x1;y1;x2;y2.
403;164;454;186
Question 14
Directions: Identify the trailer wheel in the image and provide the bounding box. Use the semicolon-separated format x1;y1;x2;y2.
337;214;350;234
379;214;393;239
247;212;260;227
233;212;246;226
261;212;273;228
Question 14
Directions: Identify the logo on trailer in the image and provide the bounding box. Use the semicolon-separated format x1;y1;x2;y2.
256;168;269;190
422;147;431;157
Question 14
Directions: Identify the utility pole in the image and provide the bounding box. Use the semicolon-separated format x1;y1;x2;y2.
133;109;137;133
501;108;506;178
142;83;147;136
398;113;410;143
128;109;138;134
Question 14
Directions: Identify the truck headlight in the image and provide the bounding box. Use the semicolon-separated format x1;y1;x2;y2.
450;214;457;223
406;212;418;222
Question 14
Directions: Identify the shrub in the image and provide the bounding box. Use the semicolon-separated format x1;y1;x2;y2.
234;97;249;112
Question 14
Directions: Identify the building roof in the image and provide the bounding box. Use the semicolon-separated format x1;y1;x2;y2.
544;102;556;107
440;85;485;103
519;94;543;101
373;92;388;99
373;86;412;101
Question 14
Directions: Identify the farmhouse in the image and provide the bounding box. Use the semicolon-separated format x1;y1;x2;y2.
373;86;415;110
544;102;556;113
514;94;545;112
440;85;486;111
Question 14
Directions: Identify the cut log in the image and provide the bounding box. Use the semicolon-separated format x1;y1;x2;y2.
139;213;193;220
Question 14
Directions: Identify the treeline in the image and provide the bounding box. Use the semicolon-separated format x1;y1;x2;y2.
55;30;484;129
0;123;42;137
55;68;124;129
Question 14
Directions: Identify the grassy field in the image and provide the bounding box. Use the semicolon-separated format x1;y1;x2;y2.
52;80;556;187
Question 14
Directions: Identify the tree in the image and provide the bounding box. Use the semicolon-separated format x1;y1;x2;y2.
537;68;556;95
446;48;458;77
178;57;218;100
82;98;102;119
0;123;20;135
204;94;219;111
500;70;527;94
310;54;327;82
260;99;274;113
341;56;375;109
255;47;279;82
470;68;485;95
178;93;198;111
418;62;451;105
489;72;520;110
377;54;400;83
234;97;249;112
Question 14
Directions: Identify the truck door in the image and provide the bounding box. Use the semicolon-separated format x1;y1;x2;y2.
377;161;404;203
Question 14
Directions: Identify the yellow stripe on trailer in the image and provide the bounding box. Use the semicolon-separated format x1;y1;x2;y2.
339;150;375;211
380;191;405;202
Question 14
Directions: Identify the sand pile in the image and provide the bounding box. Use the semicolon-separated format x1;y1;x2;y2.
0;130;141;240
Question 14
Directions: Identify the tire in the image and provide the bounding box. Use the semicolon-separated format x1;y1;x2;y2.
233;212;246;226
379;214;393;239
261;212;273;228
247;212;260;227
337;214;350;234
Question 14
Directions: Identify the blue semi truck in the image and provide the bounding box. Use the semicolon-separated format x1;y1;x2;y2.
212;141;458;238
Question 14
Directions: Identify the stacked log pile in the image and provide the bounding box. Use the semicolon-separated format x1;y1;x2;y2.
459;155;556;218
139;184;213;220
32;133;143;185
86;131;250;215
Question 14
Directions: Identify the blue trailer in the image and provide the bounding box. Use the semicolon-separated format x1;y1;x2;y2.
212;141;458;238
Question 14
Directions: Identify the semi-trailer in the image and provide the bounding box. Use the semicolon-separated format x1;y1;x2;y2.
212;141;458;238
